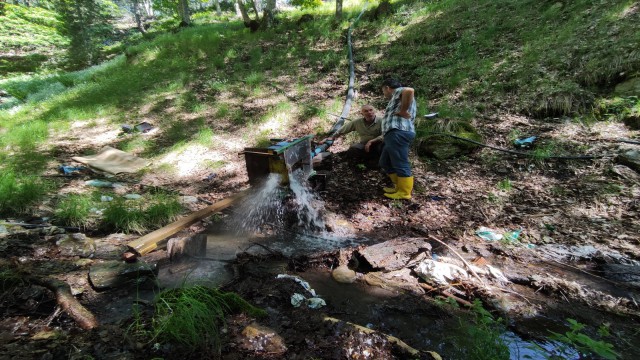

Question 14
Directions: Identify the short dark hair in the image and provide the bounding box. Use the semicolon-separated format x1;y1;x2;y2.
381;78;402;89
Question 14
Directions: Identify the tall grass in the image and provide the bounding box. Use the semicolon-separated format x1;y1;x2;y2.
54;194;95;228
368;0;640;117
102;194;182;234
152;286;267;353
0;171;49;216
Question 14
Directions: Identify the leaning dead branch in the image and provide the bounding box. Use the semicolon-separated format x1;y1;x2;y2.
427;235;486;286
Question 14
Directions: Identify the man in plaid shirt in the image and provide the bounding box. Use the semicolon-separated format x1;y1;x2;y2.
376;78;416;200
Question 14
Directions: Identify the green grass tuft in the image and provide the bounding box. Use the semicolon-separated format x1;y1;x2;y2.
102;194;182;234
152;286;266;353
0;171;49;216
54;194;95;229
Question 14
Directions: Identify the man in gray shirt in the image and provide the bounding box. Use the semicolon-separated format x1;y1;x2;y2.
322;104;384;164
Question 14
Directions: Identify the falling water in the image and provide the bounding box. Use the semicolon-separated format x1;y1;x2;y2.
227;170;327;236
288;170;326;234
228;174;284;235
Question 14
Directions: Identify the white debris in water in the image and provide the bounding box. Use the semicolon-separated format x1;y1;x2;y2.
415;259;469;285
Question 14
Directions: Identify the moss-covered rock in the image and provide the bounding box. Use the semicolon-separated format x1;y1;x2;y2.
615;77;640;96
416;120;482;159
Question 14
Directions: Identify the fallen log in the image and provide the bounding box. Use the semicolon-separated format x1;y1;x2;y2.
323;316;442;359
124;190;248;259
30;277;98;330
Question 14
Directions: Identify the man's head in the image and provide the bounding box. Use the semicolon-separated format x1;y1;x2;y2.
361;104;376;123
381;78;402;99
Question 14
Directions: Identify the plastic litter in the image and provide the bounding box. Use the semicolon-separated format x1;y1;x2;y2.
415;259;468;285
121;122;155;134
276;274;317;297
475;227;503;241
59;165;87;175
124;194;142;200
291;293;305;307
486;265;509;284
278;274;326;309
514;136;537;148
100;195;113;202
121;124;134;133
307;297;326;309
204;173;217;181
503;229;522;242
289;293;326;309
0;225;7;235
85;179;113;188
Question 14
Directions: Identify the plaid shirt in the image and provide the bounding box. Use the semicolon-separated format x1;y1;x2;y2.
382;87;416;135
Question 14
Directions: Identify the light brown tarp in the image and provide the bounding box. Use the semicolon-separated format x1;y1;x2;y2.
72;146;150;174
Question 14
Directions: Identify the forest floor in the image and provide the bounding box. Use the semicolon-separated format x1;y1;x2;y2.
1;107;639;359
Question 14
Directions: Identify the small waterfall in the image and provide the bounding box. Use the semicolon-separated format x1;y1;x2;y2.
288;170;326;234
228;171;327;237
228;174;284;235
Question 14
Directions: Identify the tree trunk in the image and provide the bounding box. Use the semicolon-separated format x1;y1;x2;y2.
261;0;276;28
335;0;343;18
214;0;221;16
248;0;260;20
236;0;252;24
142;0;153;17
131;0;146;33
177;0;191;26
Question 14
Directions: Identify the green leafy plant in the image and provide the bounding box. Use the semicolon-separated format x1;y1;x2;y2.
450;300;510;360
548;319;619;360
530;319;619;360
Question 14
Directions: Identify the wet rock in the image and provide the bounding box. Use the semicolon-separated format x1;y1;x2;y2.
601;264;640;288
238;323;287;355
364;268;424;295
611;164;640;181
332;265;357;284
416;121;482;159
55;233;96;257
617;150;640;172
88;260;157;290
357;237;431;271
167;234;206;261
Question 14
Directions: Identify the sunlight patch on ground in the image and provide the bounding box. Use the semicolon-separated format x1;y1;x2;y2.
157;143;217;178
259;110;290;133
50;118;120;150
617;3;638;19
583;121;632;141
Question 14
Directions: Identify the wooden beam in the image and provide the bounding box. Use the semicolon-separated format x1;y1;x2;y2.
125;190;248;257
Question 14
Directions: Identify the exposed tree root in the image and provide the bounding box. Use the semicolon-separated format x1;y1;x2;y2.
29;277;99;330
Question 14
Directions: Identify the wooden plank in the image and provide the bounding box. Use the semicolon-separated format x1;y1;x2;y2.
126;190;248;256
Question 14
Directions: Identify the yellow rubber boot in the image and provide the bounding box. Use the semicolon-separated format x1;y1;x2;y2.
384;176;413;200
383;173;398;193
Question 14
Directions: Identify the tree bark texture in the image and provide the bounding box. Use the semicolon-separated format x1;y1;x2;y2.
30;277;99;330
